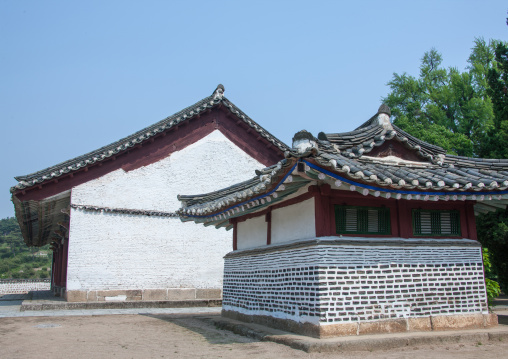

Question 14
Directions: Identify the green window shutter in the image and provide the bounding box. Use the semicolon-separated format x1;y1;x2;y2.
412;209;461;236
413;210;422;235
335;206;347;233
450;211;460;235
378;207;391;234
335;205;391;235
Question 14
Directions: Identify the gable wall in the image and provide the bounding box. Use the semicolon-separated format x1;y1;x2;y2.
14;107;282;203
66;130;266;298
366;139;426;162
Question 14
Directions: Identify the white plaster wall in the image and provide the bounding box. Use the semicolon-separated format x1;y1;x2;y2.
237;216;267;250
67;130;264;291
271;198;315;244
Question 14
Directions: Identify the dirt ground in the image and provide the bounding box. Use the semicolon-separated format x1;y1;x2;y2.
1;313;508;359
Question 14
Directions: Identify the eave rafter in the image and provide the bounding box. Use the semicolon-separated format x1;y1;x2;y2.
179;159;508;229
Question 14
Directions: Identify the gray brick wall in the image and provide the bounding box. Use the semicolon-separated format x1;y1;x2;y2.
223;243;487;325
0;279;51;294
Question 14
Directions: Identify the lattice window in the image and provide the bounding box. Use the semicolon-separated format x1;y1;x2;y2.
412;209;461;236
335;205;391;235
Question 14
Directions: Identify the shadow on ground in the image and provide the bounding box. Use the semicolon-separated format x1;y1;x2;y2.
498;314;508;325
490;295;508;307
0;293;29;301
141;313;258;345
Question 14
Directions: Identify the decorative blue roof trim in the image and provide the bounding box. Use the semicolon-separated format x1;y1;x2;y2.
303;160;508;196
182;159;508;221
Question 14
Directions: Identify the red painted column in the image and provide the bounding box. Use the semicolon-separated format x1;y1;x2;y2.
50;248;56;290
460;208;470;239
57;245;62;287
53;246;61;287
314;184;332;237
61;238;69;290
465;201;477;240
390;203;399;237
59;243;65;288
397;200;412;238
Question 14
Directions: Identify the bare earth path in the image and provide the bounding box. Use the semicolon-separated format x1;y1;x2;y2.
1;313;508;359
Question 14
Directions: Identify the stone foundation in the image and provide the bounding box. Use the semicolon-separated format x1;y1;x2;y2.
223;309;498;338
66;288;222;302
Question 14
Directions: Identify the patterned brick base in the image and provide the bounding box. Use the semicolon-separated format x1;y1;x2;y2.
66;288;222;302
0;279;50;294
222;237;490;337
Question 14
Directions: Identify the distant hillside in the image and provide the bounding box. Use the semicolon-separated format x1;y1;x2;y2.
0;217;52;279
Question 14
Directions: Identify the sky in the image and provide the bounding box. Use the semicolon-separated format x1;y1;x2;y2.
1;1;507;219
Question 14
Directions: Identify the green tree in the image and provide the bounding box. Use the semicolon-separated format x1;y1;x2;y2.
477;210;508;292
383;39;498;156
484;42;508;158
483;248;501;303
0;217;21;237
476;42;508;293
0;217;53;279
383;38;508;292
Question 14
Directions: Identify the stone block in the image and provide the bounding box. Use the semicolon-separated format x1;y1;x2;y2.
143;289;168;301
96;290;127;298
87;291;97;302
408;317;432;332
319;322;358;337
105;295;127;302
124;290;142;300
95;289;142;301
483;313;498;328
431;314;484;331
167;288;196;300
196;288;222;299
66;290;87;302
358;319;407;335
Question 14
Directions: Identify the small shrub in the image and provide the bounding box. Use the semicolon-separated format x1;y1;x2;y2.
483;248;501;304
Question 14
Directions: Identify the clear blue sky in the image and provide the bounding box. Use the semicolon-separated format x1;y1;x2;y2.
1;1;507;219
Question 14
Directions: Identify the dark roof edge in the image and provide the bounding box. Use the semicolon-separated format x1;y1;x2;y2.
178;160;290;208
12;87;289;192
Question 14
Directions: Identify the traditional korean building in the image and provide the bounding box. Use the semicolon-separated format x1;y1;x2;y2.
178;104;504;337
10;85;287;302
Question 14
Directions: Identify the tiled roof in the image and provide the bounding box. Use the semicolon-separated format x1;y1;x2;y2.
11;85;289;192
178;105;508;227
323;106;446;164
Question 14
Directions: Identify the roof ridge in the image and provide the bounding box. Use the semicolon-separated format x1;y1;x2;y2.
12;87;289;192
325;123;381;139
14;94;218;182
